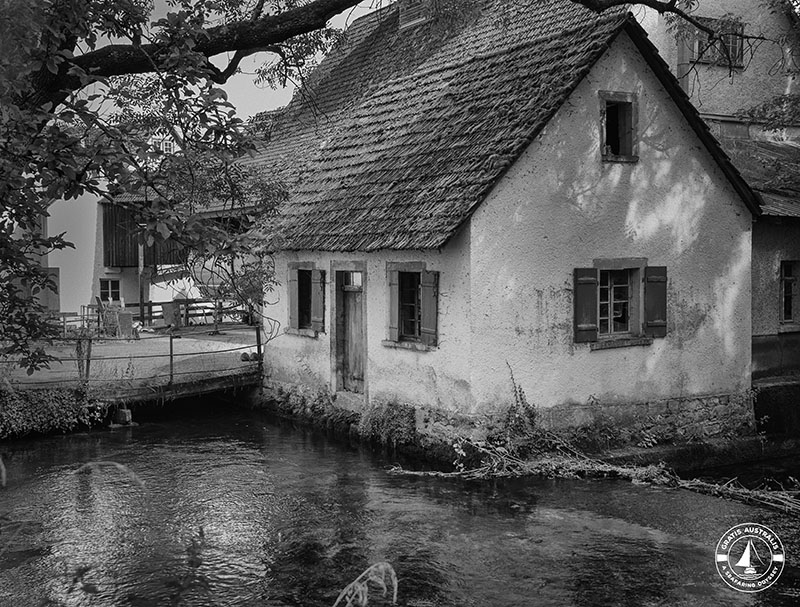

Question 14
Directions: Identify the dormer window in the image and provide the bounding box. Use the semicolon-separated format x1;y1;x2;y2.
161;139;175;154
399;0;428;30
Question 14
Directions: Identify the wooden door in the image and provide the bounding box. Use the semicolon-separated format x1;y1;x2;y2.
337;271;364;393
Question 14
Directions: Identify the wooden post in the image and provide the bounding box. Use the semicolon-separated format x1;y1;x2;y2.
85;337;92;381
255;324;263;373
138;239;146;324
169;333;174;384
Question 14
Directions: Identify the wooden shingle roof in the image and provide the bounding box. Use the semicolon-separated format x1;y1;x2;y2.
253;0;759;251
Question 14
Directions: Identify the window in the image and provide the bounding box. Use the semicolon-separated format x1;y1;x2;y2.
161;139;175;154
600;91;638;162
599;269;631;336
386;265;438;348
297;269;313;329
100;278;120;302
288;264;325;334
691;17;745;68
781;261;798;323
574;263;667;344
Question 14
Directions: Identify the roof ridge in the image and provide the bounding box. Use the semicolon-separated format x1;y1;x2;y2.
369;11;629;92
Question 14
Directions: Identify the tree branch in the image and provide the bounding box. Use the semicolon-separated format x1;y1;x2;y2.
32;0;363;110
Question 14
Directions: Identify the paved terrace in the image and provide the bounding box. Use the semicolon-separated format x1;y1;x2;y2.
1;324;267;403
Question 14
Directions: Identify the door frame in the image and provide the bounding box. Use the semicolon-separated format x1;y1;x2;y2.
330;260;368;400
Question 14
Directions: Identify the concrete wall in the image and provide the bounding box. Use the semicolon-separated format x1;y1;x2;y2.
752;217;800;377
263;225;474;413
636;1;797;117
468;32;753;412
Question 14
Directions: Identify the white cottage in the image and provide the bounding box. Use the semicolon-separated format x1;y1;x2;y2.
252;0;761;440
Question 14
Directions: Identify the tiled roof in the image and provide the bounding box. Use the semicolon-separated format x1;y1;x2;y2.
251;0;758;251
717;138;800;217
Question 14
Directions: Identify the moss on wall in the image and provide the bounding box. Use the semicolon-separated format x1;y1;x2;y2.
0;384;110;440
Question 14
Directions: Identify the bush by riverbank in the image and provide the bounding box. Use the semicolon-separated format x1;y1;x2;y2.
0;383;109;440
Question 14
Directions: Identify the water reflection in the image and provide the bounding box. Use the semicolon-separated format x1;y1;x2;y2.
0;407;799;606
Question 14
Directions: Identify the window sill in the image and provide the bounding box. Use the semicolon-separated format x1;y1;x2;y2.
778;323;800;334
381;339;435;352
602;154;639;164
590;336;653;351
285;328;320;338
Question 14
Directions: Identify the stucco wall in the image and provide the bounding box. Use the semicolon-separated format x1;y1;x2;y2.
751;218;800;378
263;225;474;412
636;1;797;117
467;32;753;411
48;192;98;313
752;218;800;336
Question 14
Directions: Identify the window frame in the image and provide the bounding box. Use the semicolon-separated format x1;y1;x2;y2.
781;260;799;325
99;278;121;303
384;262;439;351
574;259;666;348
287;262;325;337
691;17;745;68
599;91;639;164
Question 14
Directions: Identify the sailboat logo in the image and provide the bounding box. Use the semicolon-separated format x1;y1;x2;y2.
715;523;786;593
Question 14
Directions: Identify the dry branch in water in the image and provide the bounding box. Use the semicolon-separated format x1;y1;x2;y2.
333;562;398;607
74;461;145;488
390;435;800;517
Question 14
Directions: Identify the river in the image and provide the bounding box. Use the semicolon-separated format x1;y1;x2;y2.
1;401;799;606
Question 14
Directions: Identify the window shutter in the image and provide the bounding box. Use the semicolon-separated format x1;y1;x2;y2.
644;266;667;338
388;270;399;341
288;268;299;330
574;268;598;343
311;269;325;333
420;270;439;347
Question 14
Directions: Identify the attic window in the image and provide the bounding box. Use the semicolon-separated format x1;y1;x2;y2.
600;91;638;163
399;0;428;30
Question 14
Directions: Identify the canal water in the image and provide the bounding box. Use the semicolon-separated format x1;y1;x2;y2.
2;403;800;607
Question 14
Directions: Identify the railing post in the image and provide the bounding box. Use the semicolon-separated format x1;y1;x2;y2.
169;333;174;385
255;324;263;373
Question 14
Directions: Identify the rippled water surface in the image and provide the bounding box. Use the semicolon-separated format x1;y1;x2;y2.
2;403;800;606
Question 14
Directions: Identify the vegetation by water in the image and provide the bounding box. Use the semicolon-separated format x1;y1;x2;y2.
389;370;800;518
0;382;109;439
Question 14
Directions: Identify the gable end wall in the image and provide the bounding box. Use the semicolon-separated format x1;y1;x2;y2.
468;32;752;415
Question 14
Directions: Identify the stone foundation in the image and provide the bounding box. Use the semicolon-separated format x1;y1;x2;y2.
260;380;756;459
540;392;756;449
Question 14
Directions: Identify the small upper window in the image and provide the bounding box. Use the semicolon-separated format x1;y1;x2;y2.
161;139;175;154
691;17;745;68
600;91;638;163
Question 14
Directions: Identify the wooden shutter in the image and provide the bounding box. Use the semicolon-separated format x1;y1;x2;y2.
644;266;667;338
311;269;325;333
388;270;399;341
420;270;439;347
574;268;598;343
288;268;299;330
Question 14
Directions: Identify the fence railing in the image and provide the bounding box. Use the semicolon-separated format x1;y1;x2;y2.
2;318;281;393
69;298;254;338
